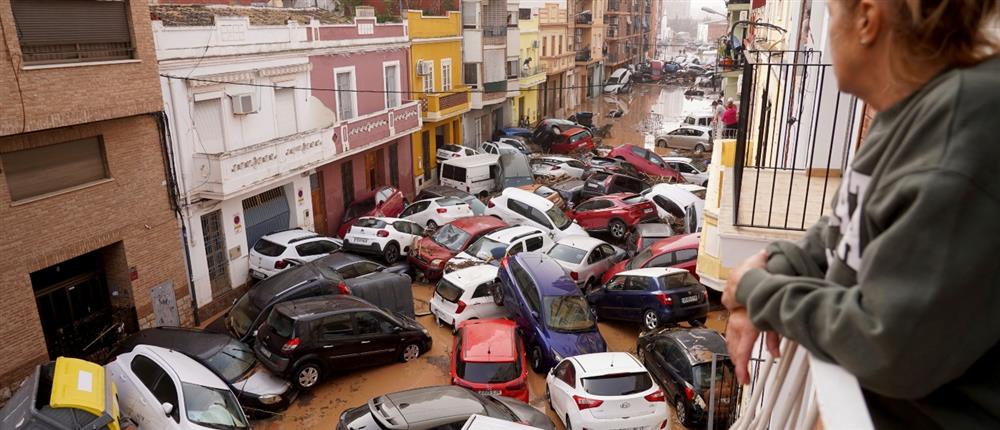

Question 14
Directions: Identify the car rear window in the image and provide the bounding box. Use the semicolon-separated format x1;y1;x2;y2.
658;272;702;291
440;144;464;152
547;244;588;265
458;361;520;384
589;172;610;182
581;372;653;396
354;218;387;229
253;239;286;257
266;310;295;339
438;197;465;207
432;224;472;252
442;164;467;182
434;279;464;303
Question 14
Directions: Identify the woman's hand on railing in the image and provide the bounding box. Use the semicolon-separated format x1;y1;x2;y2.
724;250;782;385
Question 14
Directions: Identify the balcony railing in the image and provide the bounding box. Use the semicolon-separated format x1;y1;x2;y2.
419;89;470;120
520;65;543;77
732;50;862;231
575;48;591;62
483;25;507;45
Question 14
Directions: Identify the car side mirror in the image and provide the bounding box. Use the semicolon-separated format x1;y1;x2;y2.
393;326;403;333
161;402;174;416
530;310;540;321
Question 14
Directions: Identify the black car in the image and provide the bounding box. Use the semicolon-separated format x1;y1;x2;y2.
226;254;414;343
584;156;642;179
637;328;738;428
580;171;650;200
625;223;675;258
416;185;488;216
337;385;555;430
254;295;432;390
114;327;296;416
314;251;411;279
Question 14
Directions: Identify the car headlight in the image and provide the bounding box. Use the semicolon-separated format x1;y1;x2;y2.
259;394;282;405
431;259;443;266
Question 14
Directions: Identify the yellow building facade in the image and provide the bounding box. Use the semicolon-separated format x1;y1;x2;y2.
516;8;546;125
408;10;471;191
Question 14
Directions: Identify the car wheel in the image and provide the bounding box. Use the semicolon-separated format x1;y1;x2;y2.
643;309;660;331
656;139;667;148
609;219;627;239
426;220;438;230
293;362;322;390
383;243;400;264
491;283;505;306
530;346;546;373
400;343;421;362
676;398;691;427
694;144;706;155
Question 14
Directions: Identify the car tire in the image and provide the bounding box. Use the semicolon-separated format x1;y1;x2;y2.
383;243;400;264
656;139;667;148
643;309;660;331
694;144;706;155
293;362;323;391
491;283;505;306
676;397;691;427
426;220;438;230
609;219;627;240
530;346;546;373
400;343;421;362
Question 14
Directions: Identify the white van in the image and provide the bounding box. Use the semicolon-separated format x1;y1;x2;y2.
439;154;501;197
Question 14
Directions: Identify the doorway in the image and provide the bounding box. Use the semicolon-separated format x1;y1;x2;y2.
200;210;231;299
365;151;378;190
493;107;504;132
310;172;327;235
242;187;290;250
421;130;432;181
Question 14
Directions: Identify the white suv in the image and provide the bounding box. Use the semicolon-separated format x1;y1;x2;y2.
546;352;669;430
399;197;474;229
342;217;425;264
664;157;709;186
484;188;587;240
445;226;552;274
428;265;506;332
248;229;341;279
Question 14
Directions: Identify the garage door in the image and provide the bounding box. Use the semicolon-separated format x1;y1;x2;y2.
242;187;290;249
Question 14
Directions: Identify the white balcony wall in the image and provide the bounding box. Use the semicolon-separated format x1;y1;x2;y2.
507;28;520;56
463;30;484;62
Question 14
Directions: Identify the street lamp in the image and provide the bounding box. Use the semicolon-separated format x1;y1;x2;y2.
701;7;727;18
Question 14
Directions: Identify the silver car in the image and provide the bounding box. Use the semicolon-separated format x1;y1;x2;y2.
655;125;714;154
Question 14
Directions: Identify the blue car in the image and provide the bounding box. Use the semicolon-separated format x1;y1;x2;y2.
493;253;607;372
587;267;709;331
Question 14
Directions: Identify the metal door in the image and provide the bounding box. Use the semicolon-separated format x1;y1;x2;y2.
150;281;179;326
33;271;113;359
200;210;231;298
242;187;290;250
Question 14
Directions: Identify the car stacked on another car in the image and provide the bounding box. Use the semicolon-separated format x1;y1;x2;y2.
664;157;710;186
608;144;684;183
588;267;709;330
249;229;342;279
451;319;530;403
485;188;587;240
580;171;649;201
437;144;479;163
584;156;642;180
655;126;714;155
399;196;474;229
416;185;489;216
568;193;659;240
625;223;675;258
446;226;553;273
430;265;506;331
603;233;701;283
410;216;508;280
642;183;705;233
517;184;568;210
337;186;407;238
549;128;596;155
545;236;624;290
342;217;424;264
254;295;432;390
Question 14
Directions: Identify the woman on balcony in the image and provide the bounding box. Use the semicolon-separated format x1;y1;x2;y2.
723;0;1000;428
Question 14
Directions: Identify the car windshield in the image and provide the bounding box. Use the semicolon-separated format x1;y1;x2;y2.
432;224;472;252
544;295;597;332
581;372;653;396
690;159;708;171
204;340;257;382
344;198;375;221
458;360;521;384
658;272;702;291
605;77;620;85
228;294;259;338
440;144;464;152
463;196;488;215
500;154;532;178
182;383;249;429
434;279;464;303
252;240;285;257
628;248;654;270
465;236;507;260
547;244;588;265
546;207;572;230
534;186;557;198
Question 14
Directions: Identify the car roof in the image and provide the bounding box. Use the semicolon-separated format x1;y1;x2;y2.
450;216;508;233
134;345;229;389
570;352;645;377
420;185;470;198
373;386;486;427
442;153;500;168
634;223;674;236
650;183;700;207
662;328;728;365
274;295;373;320
649;233;701;253
663;156;693;163
678;125;713;132
512;253;578;296
675;184;706;193
314;251;371;269
617;267;688;278
444;265;500;286
359;216;410;224
120;327;236;360
610;68;628;78
590;192;639;203
559;127;588;136
555;235;606;250
486;225;545;243
500;188;555;210
261;228;320;245
460;320;518;362
536;155;576;163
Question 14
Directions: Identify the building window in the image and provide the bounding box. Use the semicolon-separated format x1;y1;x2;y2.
334;68;357;120
389;143;399;187
462;0;477;27
559;35;563;54
518;8;531;20
506;60;518;79
1;136;109;201
192;98;224;152
11;0;134;65
384;62;400;108
422;60;435;94
441;59;452;92
274;87;297;137
463;63;478;86
341;160;354;206
542;37;548;57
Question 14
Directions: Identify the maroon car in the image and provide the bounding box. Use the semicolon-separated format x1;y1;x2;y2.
408;216;508;280
607;144;684;183
568;193;659;240
549;127;595;155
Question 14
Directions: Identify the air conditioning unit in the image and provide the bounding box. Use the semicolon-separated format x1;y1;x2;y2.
417;60;433;76
532;40;539;48
231;93;258;115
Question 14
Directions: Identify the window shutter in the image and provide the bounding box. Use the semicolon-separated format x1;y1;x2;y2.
11;0;134;64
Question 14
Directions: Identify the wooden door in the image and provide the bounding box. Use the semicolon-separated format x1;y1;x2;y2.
310;172;327;235
365;151;378;190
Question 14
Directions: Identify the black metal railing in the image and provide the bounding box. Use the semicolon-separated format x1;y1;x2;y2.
575;48;591;62
732;50;861;231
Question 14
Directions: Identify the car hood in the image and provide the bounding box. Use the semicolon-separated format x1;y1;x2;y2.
415;237;458;261
491;396;557;430
231;364;292;397
559;222;587;237
547;328;607;358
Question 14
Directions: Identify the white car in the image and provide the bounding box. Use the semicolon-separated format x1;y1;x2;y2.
437;143;479;163
342;216;425;264
641;183;705;234
603;67;633;94
484;188;588;240
546;352;669;430
108;345;250;430
248;229;342;279
445;225;553;273
463;414;545;430
399;196;474;229
675;183;707;199
664;157;709;186
480;141;523;156
429;265;506;331
530;156;588;179
546;236;624;289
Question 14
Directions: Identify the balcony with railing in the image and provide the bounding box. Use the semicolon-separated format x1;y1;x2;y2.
575;48;592;62
418;88;470;122
519;64;546;88
483;25;507;45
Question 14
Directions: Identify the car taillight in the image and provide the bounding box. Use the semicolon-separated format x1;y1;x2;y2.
274;260;288;269
500;256;508;267
377;230;389;237
684;385;694;400
655;292;673;306
437;208;448;214
570;271;579;281
573;395;604;411
452;153;460;158
455;300;467;314
281;337;300;353
487;199;495;208
645;389;666;402
337;282;351;295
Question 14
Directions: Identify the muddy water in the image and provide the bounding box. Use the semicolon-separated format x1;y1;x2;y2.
252;282;730;430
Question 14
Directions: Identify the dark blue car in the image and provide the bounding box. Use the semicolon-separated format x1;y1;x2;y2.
587;267;709;331
493;253;607;372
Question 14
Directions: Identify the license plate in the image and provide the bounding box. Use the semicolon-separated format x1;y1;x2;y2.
478;390;501;395
251;270;266;279
354;237;369;244
260;347;272;358
643;208;654;213
681;295;698;304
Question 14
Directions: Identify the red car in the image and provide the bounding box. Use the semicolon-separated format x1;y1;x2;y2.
409;216;507;280
608;144;684;182
601;233;700;283
568;193;659;240
337;186;407;238
450;319;529;403
549;127;595;155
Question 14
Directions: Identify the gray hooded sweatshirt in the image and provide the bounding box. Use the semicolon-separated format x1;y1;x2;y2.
736;56;1000;429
